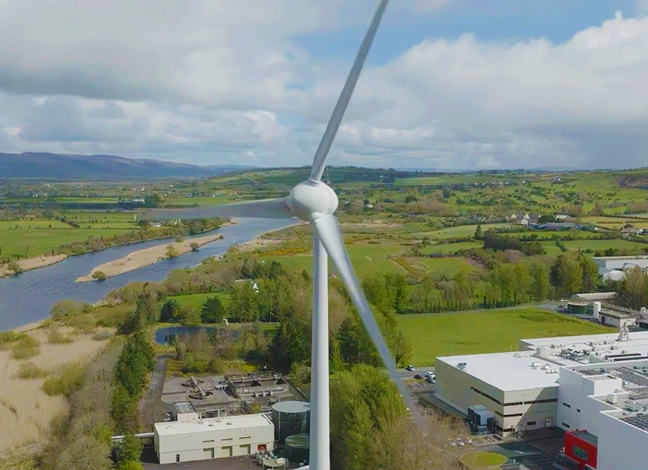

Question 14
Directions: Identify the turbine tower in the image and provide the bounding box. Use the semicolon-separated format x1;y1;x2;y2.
140;1;418;468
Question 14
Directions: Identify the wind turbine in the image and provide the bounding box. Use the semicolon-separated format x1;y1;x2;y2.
141;1;417;468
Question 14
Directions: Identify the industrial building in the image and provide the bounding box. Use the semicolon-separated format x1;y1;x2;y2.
557;360;648;470
594;255;648;272
436;331;648;436
154;411;275;464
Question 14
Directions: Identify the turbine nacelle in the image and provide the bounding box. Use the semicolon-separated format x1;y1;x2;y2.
286;180;339;222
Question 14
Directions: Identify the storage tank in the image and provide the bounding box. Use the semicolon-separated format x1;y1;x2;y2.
593;302;601;320
285;433;310;465
271;401;310;443
567;301;589;315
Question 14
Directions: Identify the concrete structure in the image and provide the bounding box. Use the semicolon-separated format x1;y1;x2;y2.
153;413;275;464
598;310;637;328
557;360;648;470
226;372;288;398
436;332;648;436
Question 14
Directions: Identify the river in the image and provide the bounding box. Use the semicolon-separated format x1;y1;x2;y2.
0;217;296;332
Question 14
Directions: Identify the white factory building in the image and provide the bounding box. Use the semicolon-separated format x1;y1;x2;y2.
435;331;648;469
154;403;274;464
436;331;648;435
557;360;648;470
594;255;648;282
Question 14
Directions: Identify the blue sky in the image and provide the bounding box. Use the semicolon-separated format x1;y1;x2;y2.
1;0;648;170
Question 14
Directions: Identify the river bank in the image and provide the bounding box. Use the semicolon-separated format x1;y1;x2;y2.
76;233;225;282
0;254;68;279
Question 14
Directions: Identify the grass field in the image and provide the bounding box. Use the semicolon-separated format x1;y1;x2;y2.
167;292;231;310
164;196;234;206
397;307;610;365
562;239;648;253
420;241;483;255
261;243;406;277
0;227;136;258
461;452;507;469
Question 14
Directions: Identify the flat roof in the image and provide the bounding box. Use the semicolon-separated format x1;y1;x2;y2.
521;331;648;360
174;402;196;414
569;430;598;446
155;413;273;437
437;351;571;392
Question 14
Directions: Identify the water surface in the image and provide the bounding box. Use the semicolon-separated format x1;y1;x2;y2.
0;218;296;331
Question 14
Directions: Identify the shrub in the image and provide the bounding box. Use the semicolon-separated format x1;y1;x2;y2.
119;462;145;470
190;242;199;251
92;270;107;281
11;335;41;359
92;330;113;341
17;361;48;379
43;363;86;397
174;236;185;243
64;314;97;333
166;245;179;259
117;434;143;465
47;327;74;344
8;261;23;275
0;331;27;348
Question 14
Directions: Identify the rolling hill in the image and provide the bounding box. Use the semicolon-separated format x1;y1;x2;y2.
0;152;254;179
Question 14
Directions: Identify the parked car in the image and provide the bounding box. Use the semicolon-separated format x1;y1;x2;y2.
425;371;435;378
406;365;415;371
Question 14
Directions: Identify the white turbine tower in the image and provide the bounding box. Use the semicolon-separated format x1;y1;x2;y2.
141;1;418;468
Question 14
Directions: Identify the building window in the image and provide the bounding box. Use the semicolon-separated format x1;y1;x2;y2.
573;446;589;460
240;436;251;440
563;402;571;408
526;398;557;404
222;438;233;441
504;401;523;406
562;422;570;428
527;421;536;426
203;440;214;443
471;387;502;405
176;455;180;463
495;411;523;418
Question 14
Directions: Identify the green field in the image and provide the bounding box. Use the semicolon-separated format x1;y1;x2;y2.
0;227;136;258
261;243;406;277
397;307;610;365
461;452;507;469
164;196;234;206
167;292;231;310
420;241;482;255
0;220;71;230
562;239;647;253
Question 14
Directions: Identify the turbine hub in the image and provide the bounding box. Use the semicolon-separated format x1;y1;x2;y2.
286;180;339;222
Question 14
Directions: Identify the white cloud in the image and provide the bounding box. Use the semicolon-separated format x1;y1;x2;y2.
0;2;647;170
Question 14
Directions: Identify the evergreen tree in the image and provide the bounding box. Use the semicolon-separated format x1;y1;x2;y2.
475;224;483;240
160;299;179;323
201;297;224;324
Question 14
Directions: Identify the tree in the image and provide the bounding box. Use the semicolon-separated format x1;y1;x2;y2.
160;299;180;323
228;281;259;322
405;195;418;203
579;253;599;292
555;254;583;297
166;245;179;259
119;462;145;470
201;297;225;324
269;316;309;371
330;365;406;470
526;258;550;301
117;433;143;465
92;270;107;281
474;224;483;240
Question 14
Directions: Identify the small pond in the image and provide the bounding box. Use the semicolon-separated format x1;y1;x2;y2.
154;326;219;345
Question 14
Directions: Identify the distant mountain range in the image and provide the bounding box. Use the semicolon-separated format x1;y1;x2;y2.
0;152;255;179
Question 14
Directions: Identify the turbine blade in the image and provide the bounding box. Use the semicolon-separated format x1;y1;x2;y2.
312;213;422;426
137;198;293;221
309;0;389;182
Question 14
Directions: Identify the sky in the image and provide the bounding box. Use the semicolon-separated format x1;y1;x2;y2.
1;0;648;171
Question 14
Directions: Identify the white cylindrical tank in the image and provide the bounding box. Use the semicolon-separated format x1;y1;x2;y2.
593;302;601;320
